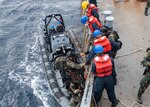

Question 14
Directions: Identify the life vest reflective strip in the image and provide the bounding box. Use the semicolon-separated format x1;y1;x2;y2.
94;36;112;53
86;4;98;17
94;54;112;77
88;16;102;32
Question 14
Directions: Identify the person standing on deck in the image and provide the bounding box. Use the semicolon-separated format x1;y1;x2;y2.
90;45;119;107
81;30;121;61
81;1;100;22
80;15;102;33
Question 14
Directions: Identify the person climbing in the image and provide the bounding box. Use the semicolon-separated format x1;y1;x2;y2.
81;15;102;33
90;45;119;107
144;0;150;16
64;51;85;106
54;50;85;106
56;21;64;33
81;1;100;22
137;47;150;104
54;46;85;75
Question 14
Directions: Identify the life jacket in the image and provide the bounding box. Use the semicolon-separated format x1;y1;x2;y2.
88;16;102;32
94;54;112;77
94;36;112;53
86;4;98;17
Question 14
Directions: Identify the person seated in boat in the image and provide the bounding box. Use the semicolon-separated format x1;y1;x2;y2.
49;25;57;34
56;21;64;33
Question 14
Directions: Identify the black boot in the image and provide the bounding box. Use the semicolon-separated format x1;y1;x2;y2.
144;8;148;16
137;95;142;104
111;99;119;107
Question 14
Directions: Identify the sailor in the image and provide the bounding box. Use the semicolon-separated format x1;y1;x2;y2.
144;0;150;16
81;15;102;33
81;1;100;22
49;25;56;33
56;21;64;33
81;30;121;62
90;45;119;107
137;47;150;104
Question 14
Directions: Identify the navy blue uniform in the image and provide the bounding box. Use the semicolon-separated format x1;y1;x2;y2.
91;62;118;106
91;9;101;22
91;23;101;31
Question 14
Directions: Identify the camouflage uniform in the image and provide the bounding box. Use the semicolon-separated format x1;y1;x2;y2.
144;0;150;16
66;58;84;70
137;49;150;104
65;58;85;106
101;26;122;58
65;58;84;82
55;56;66;70
55;56;84;81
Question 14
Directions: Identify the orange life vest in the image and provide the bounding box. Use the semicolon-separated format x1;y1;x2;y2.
94;54;112;77
88;16;102;32
94;36;112;53
86;4;98;17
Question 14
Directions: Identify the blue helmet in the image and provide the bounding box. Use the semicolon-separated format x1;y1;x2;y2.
57;21;61;25
81;16;88;24
94;45;104;54
93;30;102;38
51;25;55;29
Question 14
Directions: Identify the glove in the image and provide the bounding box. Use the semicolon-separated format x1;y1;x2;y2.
81;63;86;67
80;53;85;56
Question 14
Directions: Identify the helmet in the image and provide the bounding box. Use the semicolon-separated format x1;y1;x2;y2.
67;51;76;57
94;45;104;54
51;25;55;29
57;21;61;25
82;1;89;10
101;26;108;33
81;16;88;24
93;30;102;38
